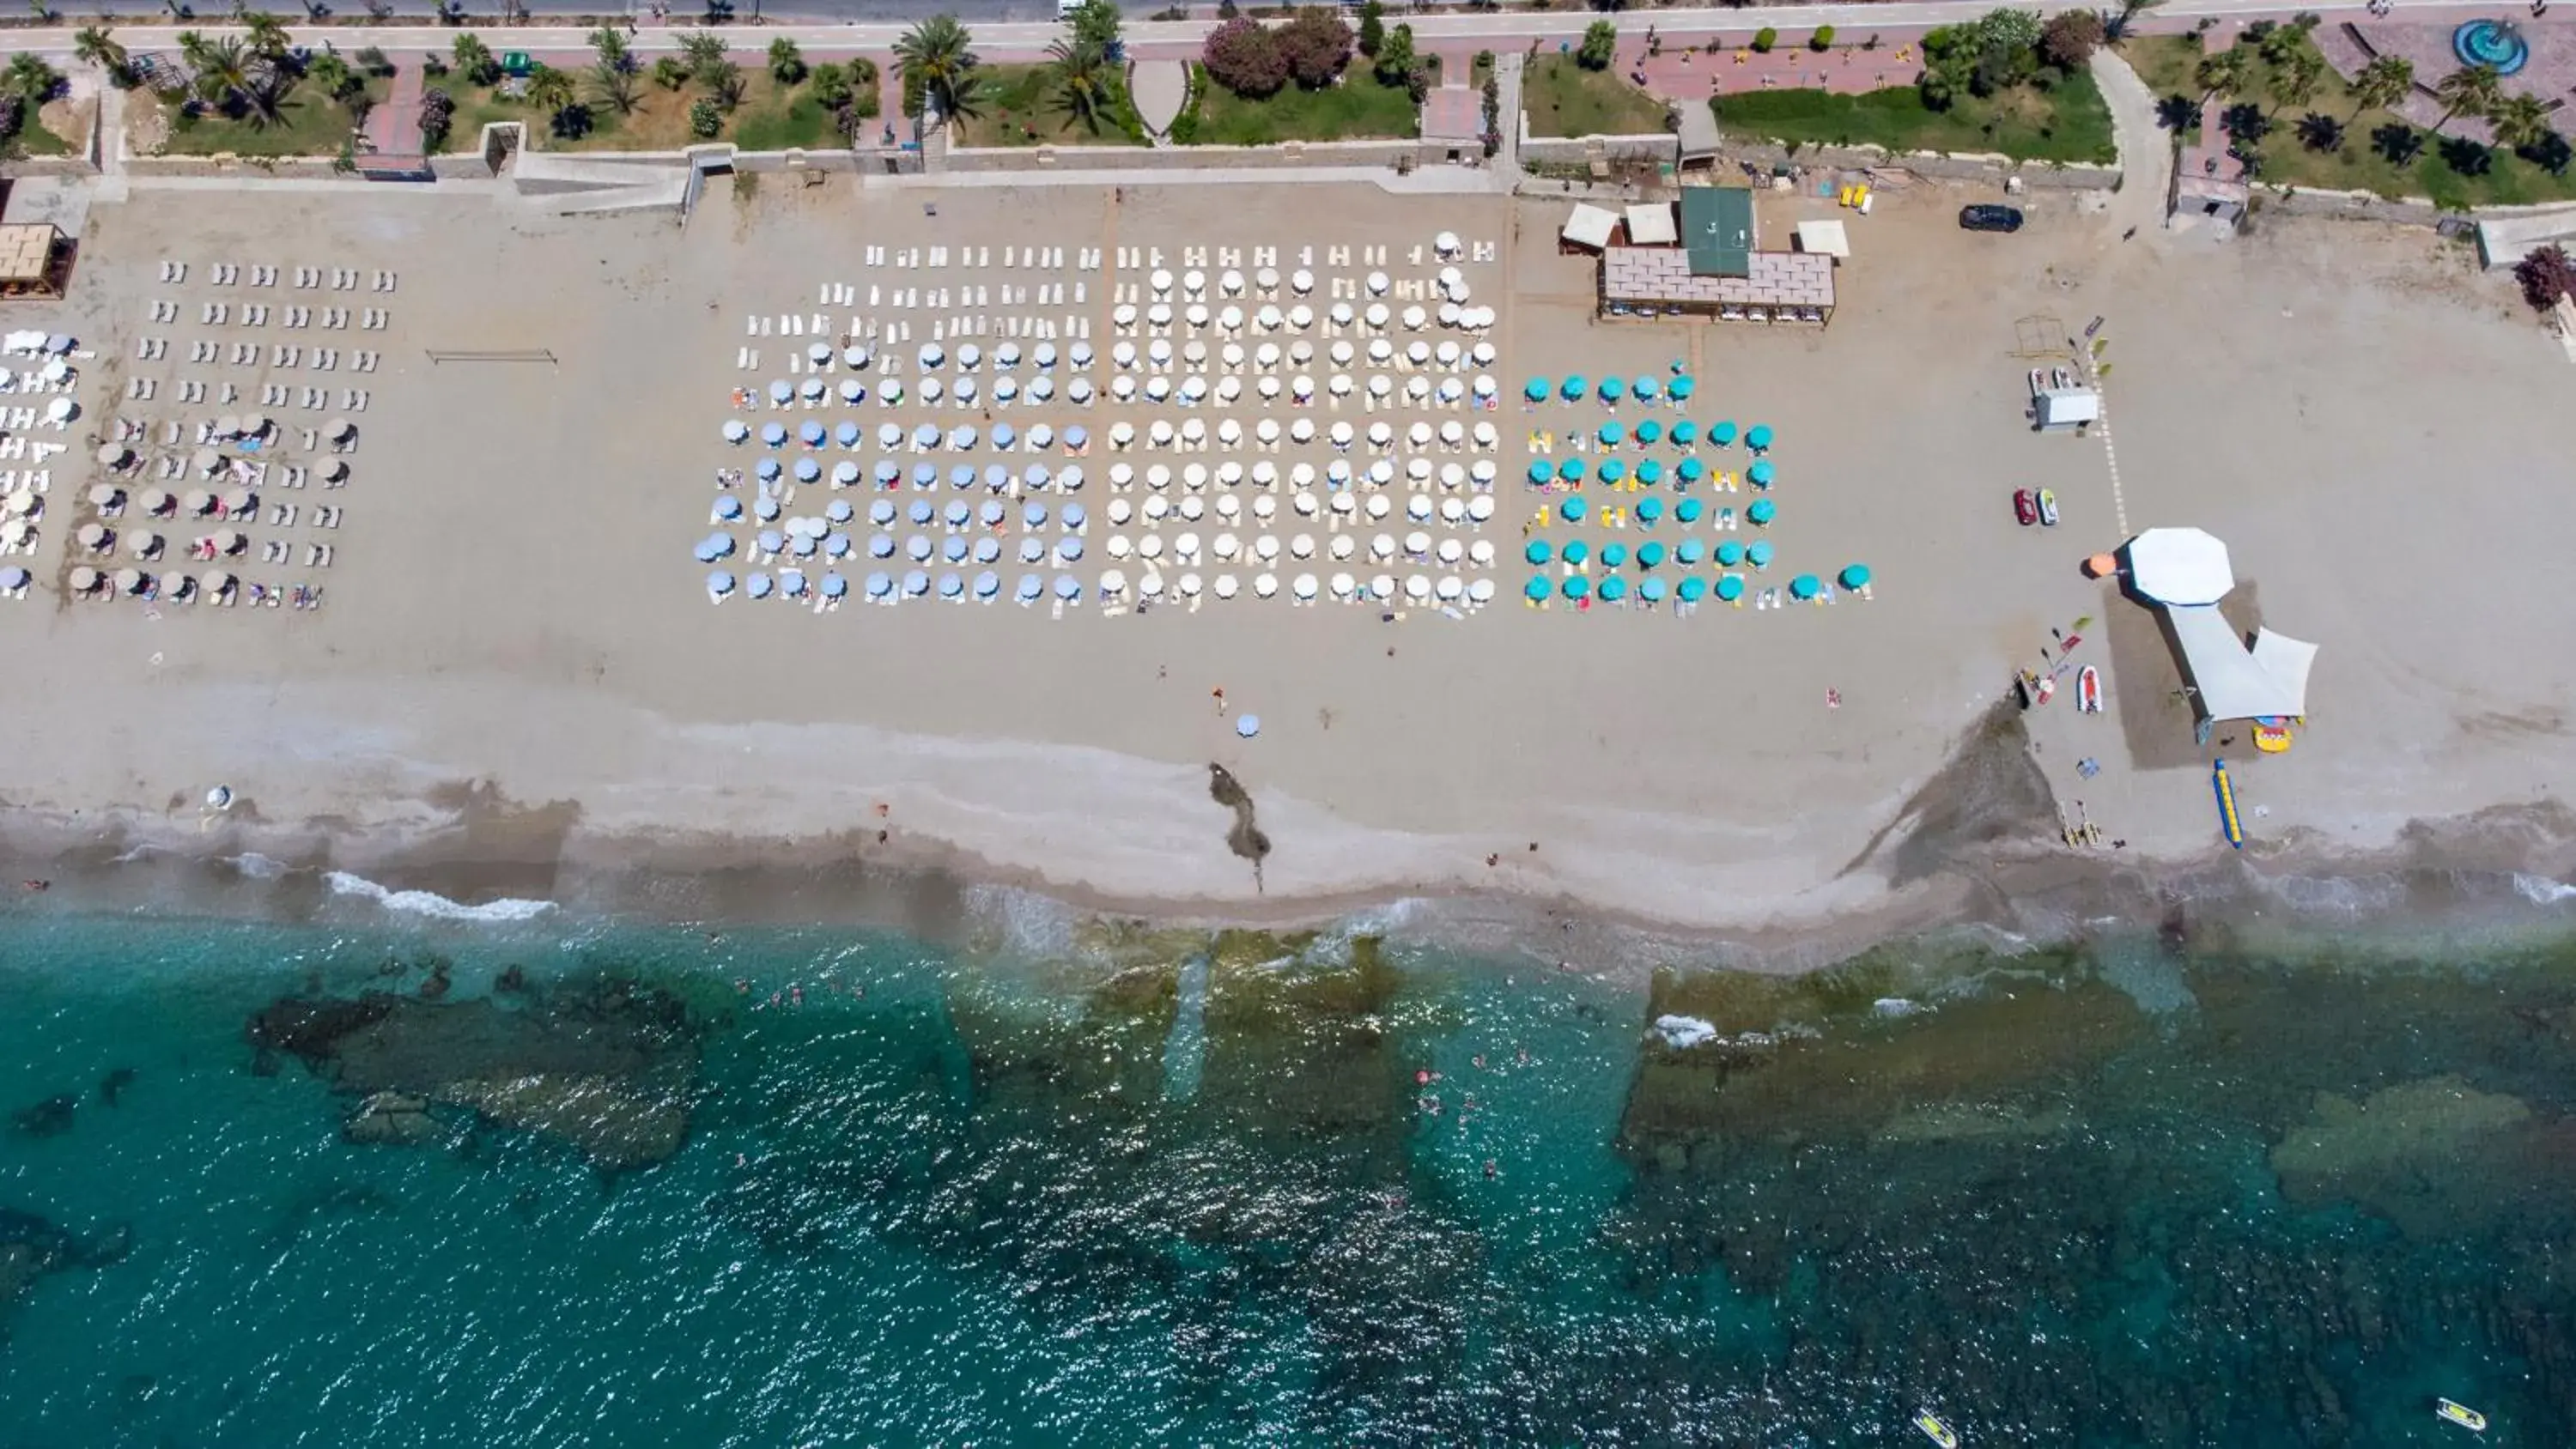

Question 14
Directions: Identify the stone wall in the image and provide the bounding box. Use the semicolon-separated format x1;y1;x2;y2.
940;140;1437;173
1717;138;2122;191
1517;134;1681;169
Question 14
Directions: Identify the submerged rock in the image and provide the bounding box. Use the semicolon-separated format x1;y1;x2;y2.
8;1095;76;1139
97;1068;137;1107
246;979;699;1171
0;1207;131;1317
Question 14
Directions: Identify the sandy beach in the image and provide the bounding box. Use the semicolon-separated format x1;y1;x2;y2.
1;172;2571;949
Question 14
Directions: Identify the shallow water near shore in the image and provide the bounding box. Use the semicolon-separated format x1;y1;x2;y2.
2;907;2573;1446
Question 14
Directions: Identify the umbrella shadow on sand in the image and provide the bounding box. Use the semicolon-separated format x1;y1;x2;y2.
1208;765;1271;894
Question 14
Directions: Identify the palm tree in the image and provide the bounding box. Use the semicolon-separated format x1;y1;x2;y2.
305;49;354;104
2432;64;2501;134
192;36;281;125
240;10;290;64
2294;111;2343;152
895;14;981;124
2193;45;2251;104
3;52;60;102
2268;50;2323;115
586;59;641;115
72;24;127;81
1046;36;1108;133
2348;54;2412;120
2489;92;2555;152
524;64;575;116
587;24;632;73
704;58;745;111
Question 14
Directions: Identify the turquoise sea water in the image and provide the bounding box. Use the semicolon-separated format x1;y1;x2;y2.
2;906;2573;1446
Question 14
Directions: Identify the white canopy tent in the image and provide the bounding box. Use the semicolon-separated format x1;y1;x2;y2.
2126;527;2233;606
2166;607;2318;729
1561;203;1619;252
1625;203;1680;247
1793;219;1850;258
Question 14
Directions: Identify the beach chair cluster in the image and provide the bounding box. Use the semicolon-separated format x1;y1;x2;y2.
702;229;1519;622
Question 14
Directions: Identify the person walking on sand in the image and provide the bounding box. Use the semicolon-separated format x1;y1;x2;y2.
1212;687;1227;716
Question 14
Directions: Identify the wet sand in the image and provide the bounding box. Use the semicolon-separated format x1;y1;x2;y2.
0;176;2572;949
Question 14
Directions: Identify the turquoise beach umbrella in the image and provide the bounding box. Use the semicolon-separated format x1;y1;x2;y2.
1842;563;1872;590
1677;496;1704;524
1558;458;1586;484
1525;376;1551;402
1632;375;1658;402
1747;541;1775;569
1748;459;1777;488
1563;574;1591;600
1635;419;1662;446
1527;459;1553;486
1636;459;1664;487
1716;574;1745;602
1560;494;1589;523
1747;499;1777;527
1636;496;1665;525
1600;376;1625;403
1562;538;1591;566
1711;421;1739;447
1790;573;1820;600
1640;576;1668;603
1747;424;1775;452
1598;458;1627;485
1562;373;1589;401
1637;541;1667;568
1601;543;1629;569
1678;575;1708;603
1669;376;1695;403
1678;458;1705;485
1677;537;1706;566
1671;420;1698;447
1524;573;1552;601
1716;540;1745;567
1526;539;1553;566
1598;575;1628;602
1598;421;1624;446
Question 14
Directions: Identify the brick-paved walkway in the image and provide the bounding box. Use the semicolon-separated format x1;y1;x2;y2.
363;57;426;169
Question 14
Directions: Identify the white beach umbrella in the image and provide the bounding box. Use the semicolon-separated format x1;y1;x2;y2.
1406;575;1433;604
1140;571;1164;599
1108;535;1133;560
1145;495;1172;523
1401;305;1428;331
1148;302;1174;330
1468;578;1495;605
1293;573;1318;602
1290;269;1315;295
1370;375;1395;401
1366;420;1393;450
1407;494;1434;523
1256;419;1282;447
1218;306;1244;334
1441;496;1467;524
1330;532;1357;561
1221;343;1246;372
1330;420;1355;449
1366;494;1394;522
1114;303;1139;330
1469;464;1497;492
1288;339;1315;366
1216;459;1244;486
1368;338;1394;367
1408;421;1433;451
1114;340;1139;369
1101;568;1127;597
1139;533;1166;560
1330;572;1355;600
1472;342;1498;367
1150;269;1175;296
1333;339;1358;368
1364;302;1391;330
1470;539;1497;568
1369;459;1395;488
1176;531;1202;562
1216;573;1240;599
1406;341;1431;368
1108;497;1134;524
1220;269;1244;296
1438;538;1464;567
1366;270;1390;296
1256;306;1284;333
1440;421;1465;450
1109;421;1136;451
1331;301;1357;329
1147;463;1174;491
1181;497;1206;523
1214;531;1242;560
1179;572;1203;598
1405;376;1431;403
1256;534;1282;561
1257;375;1283;402
1146;376;1174;404
1185;304;1211;331
1112;374;1138;403
1291;533;1316;559
1290;418;1316;445
1255;572;1279;597
1254;493;1279;520
1183;269;1206;298
1370;574;1395;602
1438;301;1463;330
1434;230;1461;258
1215;376;1242;404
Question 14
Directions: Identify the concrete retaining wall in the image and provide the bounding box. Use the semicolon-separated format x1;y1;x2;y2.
1518;134;1680;169
1718;138;2122;190
941;139;1433;173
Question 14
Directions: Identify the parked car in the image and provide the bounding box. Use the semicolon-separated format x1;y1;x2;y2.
2037;488;2060;527
1960;204;2026;233
2014;488;2039;526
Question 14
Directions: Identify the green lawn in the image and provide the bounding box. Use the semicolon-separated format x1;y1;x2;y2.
156;76;387;158
952;62;1141;148
1523;55;1671;138
729;85;842;151
16;117;71;156
2120;34;2576;209
429;71;859;155
1193;70;1419;145
1714;67;2115;164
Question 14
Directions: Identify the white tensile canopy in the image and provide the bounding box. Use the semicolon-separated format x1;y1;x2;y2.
1793;219;1851;258
1561;203;1619;252
2166;608;2318;723
2125;527;2233;606
1625;203;1680;247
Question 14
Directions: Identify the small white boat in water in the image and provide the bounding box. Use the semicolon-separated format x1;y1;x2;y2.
2437;1398;2488;1432
1914;1408;1959;1447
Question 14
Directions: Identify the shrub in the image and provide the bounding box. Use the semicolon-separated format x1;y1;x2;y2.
808;61;852;109
2039;9;2104;70
354;45;392;76
1277;8;1356;89
1577;19;1617;70
1751;27;1777;52
2521;130;2574;176
849;58;879;88
690;97;722;138
768;38;805;85
652;56;688;90
421;55;448;79
2515;243;2576;312
1202;17;1288;98
418;88;455;149
1810;25;1833;50
1357;0;1384;58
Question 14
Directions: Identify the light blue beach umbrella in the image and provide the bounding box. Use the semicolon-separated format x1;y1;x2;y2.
1562;538;1591;567
827;534;854;560
939;573;964;599
1747;541;1775;569
878;423;903;452
1598;458;1627;486
1599;575;1629;603
1019;537;1047;564
1059;465;1086;492
1748;459;1777;489
1558;458;1585;484
767;379;791;404
840;379;866;405
713;496;743;523
942;536;969;563
1671;420;1698;448
980;499;1005;528
1789;573;1820;600
979;464;1007;492
722;419;750;445
1677;537;1706;566
1016;573;1043;602
1563;574;1591;601
791;533;819;560
746;573;774;600
912;424;941;452
870;533;896;558
1668;376;1695;403
1677;496;1704;525
866;571;893;600
908;500;935;526
694;534;733;562
1063;503;1087;530
907;535;933;561
1065;426;1089;452
1678;458;1706;486
756;528;786;555
975;537;1001;564
1024;501;1049;530
993;377;1018;403
911;463;937;488
1716;540;1744;567
992;423;1018;452
874;461;902;488
756;458;782;482
1599;376;1625;403
1235;713;1261;738
1028;425;1054;452
761;421;787;448
799;420;825;446
1635;419;1663;446
1636;459;1664;488
1640;576;1668;603
1711;421;1739;448
835;421;861;449
1054;574;1081;601
1560;494;1589;524
1527;459;1553;486
1841;564;1872;590
945;500;972;528
822;572;848;599
974;570;999;599
1055;537;1083;563
1524;573;1552;601
1678;574;1707;603
1747;499;1777;527
1637;541;1667;569
1525;376;1551;403
1561;374;1588;402
832;460;860;487
1525;539;1552;566
708;569;735;596
753;495;781;521
1035;342;1058;370
904;569;931;596
1716;574;1745;603
1025;464;1052;490
795;458;821;483
869;500;896;530
1598;421;1624;447
1632;375;1658;403
949;427;978;452
948;465;975;490
1070;340;1094;367
1601;543;1629;570
1747;424;1775;453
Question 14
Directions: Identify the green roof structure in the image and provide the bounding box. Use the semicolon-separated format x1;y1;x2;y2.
1680;187;1754;278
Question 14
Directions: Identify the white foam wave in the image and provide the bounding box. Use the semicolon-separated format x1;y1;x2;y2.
1873;997;1923;1018
2258;871;2406;918
324;870;555;923
1652;1015;1718;1049
227;852;292;881
2513;872;2576;907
